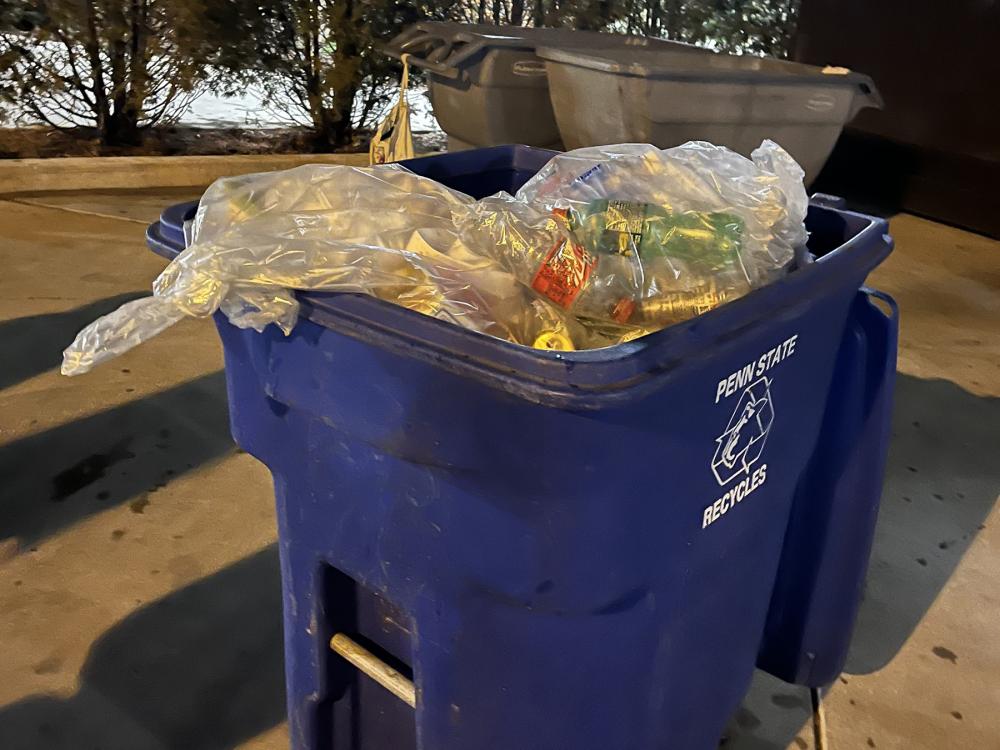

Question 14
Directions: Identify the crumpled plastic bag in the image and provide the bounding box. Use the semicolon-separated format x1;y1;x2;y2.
62;140;808;376
463;141;808;332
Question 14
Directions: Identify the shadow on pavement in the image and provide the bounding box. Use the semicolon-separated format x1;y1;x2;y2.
0;292;146;391
720;374;1000;748
0;545;285;750
846;373;1000;673
0;371;233;550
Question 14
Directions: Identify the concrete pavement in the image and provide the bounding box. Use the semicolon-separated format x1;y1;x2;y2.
0;191;996;749
0;153;371;193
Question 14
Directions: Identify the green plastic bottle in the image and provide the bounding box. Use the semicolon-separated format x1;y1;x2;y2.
567;200;751;325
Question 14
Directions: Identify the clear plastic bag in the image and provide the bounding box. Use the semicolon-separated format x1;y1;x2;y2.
62;141;808;376
464;140;808;333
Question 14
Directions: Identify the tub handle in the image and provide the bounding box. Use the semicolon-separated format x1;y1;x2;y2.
383;27;500;81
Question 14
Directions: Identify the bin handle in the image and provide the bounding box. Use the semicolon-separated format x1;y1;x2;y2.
383;27;503;81
382;39;462;79
861;286;898;321
809;193;847;210
399;32;454;61
850;74;884;115
330;633;416;708
383;25;460;78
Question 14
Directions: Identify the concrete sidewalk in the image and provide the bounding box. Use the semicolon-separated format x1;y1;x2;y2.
0;191;996;749
0;153;370;193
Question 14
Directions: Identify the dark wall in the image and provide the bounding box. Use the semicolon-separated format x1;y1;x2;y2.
794;0;1000;237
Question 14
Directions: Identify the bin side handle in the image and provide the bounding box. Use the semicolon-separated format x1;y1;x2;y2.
850;74;884;115
330;633;417;708
384;27;510;80
382;41;462;79
861;286;898;321
757;286;898;686
809;193;847;210
382;27;490;81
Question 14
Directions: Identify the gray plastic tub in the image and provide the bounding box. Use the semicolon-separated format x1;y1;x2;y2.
384;22;706;150
538;46;882;183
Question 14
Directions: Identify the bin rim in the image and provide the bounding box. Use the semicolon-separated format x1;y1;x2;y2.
146;198;892;409
385;20;694;49
537;45;881;96
299;215;890;408
382;21;706;80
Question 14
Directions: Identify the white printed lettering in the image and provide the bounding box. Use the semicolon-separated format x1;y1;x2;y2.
715;334;799;403
700;463;769;529
716;379;729;404
755;464;767;486
726;372;738;398
704;336;789;529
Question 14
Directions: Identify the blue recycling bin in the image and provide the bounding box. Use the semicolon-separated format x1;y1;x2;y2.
146;146;898;750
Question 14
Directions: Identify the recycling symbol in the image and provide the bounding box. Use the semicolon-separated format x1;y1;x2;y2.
711;376;774;486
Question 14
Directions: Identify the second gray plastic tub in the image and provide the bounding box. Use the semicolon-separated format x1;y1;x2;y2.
538;46;882;183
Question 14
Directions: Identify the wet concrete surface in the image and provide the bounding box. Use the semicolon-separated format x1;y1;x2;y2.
8;188;203;226
0;195;997;749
